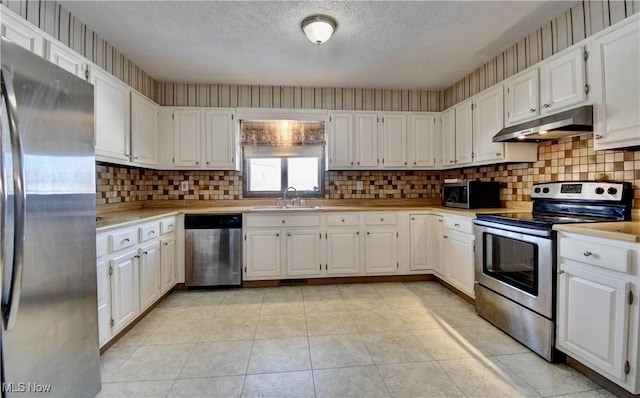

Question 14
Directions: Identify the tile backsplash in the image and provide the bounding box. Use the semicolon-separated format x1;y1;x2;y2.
96;135;640;208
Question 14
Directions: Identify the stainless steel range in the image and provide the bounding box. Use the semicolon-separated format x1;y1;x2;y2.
473;181;633;361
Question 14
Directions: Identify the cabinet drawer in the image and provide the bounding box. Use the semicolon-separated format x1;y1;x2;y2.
364;214;397;225
139;222;160;242
160;217;176;235
560;237;631;273
110;229;138;252
96;234;108;258
444;216;474;234
246;215;320;228
326;214;360;226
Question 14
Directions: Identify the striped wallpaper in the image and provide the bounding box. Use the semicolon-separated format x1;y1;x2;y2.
0;0;156;100
3;0;638;113
442;0;640;108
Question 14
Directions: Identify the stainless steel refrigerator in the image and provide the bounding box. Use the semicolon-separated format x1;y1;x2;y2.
1;37;101;397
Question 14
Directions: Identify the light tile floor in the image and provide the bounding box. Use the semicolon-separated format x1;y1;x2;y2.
98;282;614;398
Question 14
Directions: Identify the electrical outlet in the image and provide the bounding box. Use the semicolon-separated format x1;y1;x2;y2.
356;181;364;190
180;181;189;191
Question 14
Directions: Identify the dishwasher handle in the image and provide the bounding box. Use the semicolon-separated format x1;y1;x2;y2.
184;214;242;229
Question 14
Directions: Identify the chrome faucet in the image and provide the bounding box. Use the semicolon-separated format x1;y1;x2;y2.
283;186;297;208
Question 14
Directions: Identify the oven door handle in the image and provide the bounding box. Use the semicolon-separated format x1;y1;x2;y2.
473;220;551;237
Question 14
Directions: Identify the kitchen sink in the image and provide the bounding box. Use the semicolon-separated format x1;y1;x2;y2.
248;206;321;211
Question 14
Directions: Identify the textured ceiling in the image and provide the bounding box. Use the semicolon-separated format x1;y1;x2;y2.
60;1;578;90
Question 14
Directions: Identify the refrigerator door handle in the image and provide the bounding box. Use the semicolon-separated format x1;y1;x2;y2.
1;69;26;331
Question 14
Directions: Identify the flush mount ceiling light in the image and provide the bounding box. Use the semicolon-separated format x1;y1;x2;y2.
301;15;337;45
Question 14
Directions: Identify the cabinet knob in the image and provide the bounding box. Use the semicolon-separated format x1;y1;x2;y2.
123;238;130;243
133;156;139;160
287;233;291;237
380;218;384;222
163;242;168;246
595;134;604;140
196;161;199;165
530;108;536;113
454;223;460;227
404;162;407;165
558;270;565;274
543;104;550;109
281;220;285;224
367;232;370;235
357;161;360;165
206;161;210;165
350;162;354;165
443;235;448;239
411;217;415;221
583;251;592;257
143;251;148;255
341;219;345;222
148;231;155;235
276;233;280;237
496;153;502;157
413;161;416;165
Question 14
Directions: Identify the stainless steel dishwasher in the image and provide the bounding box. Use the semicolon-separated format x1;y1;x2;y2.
184;214;242;288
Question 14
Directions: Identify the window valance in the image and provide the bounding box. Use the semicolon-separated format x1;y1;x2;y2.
240;120;326;146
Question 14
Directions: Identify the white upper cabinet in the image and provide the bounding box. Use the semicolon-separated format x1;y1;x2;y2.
172;108;202;167
441;107;456;166
0;6;45;57
540;47;587;115
92;67;131;164
47;41;89;80
130;91;159;167
204;109;237;169
473;85;505;163
590;15;640;150
505;69;539;126
328;112;355;168
354;113;379;168
380;113;408;168
410;114;438;168
454;98;473;166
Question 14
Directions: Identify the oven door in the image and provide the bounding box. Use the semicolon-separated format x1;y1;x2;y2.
474;221;554;319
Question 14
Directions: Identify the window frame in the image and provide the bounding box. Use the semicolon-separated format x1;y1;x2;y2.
242;149;325;198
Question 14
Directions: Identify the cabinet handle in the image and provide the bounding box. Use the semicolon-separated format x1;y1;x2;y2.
148;231;155;235
454;223;460;227
438;219;442;222
133;156;139;160
168;224;174;228
143;251;148;255
558;270;565;274
529;108;536;113
583;251;592;257
496;152;502;156
443;235;448;239
595;134;604;140
543;104;550;109
163;242;168;246
123;238;130;243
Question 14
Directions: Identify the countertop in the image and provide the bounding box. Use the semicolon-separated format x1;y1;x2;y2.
96;200;529;231
553;222;640;243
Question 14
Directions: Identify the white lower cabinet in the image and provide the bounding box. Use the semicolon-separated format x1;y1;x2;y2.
139;241;161;312
96;215;179;348
243;214;321;280
363;214;399;274
110;249;140;333
409;214;444;274
556;231;640;394
324;214;361;275
442;215;475;298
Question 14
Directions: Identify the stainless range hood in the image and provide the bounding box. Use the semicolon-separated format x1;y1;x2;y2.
492;105;593;142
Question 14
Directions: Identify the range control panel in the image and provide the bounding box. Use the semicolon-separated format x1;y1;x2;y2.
531;181;629;201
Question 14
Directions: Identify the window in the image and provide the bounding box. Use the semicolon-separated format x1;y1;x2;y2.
241;120;325;198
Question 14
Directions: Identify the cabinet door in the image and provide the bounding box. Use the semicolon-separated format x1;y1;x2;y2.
204;109;236;169
410;215;430;271
245;229;282;279
540;47;586;115
355;113;378;168
47;41;88;80
328;112;354;168
326;228;361;275
173;109;202;167
455;99;473;165
93;68;131;163
473;85;505;163
286;229;321;277
139;242;161;312
131;92;159;167
96;258;111;348
557;263;630;380
364;227;398;274
0;8;45;56
441;108;456;167
444;230;475;297
380;113;408;168
111;250;140;333
160;236;176;294
410;114;436;168
505;69;539;126
430;216;446;277
591;20;640;150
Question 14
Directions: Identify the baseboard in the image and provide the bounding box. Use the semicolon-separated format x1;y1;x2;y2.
565;356;638;398
242;274;435;288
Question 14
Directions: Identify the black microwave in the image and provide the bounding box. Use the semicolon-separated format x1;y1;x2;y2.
441;180;500;209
